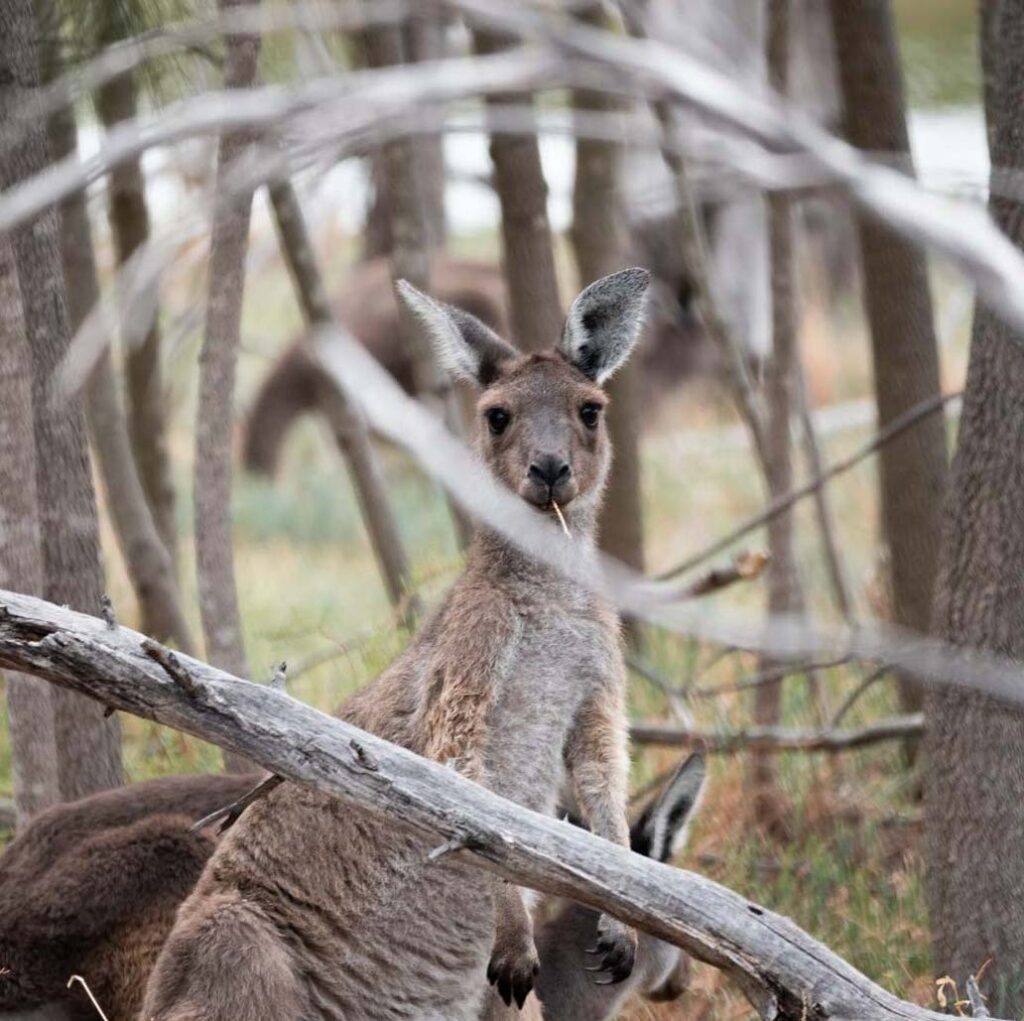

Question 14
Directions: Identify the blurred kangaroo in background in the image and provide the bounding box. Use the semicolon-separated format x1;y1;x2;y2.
242;215;702;477
138;268;651;1021
0;755;704;1021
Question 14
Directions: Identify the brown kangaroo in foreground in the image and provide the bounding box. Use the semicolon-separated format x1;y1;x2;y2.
0;756;705;1021
139;268;652;1021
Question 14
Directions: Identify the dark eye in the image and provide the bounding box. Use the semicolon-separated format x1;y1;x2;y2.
485;407;510;436
580;403;601;429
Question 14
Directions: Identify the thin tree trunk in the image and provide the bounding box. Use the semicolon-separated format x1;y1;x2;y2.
923;2;1024;1011
360;17;471;546
47;103;194;653
569;4;644;576
0;0;122;802
195;0;261;772
473;29;563;353
750;0;805;834
267;179;418;619
829;0;948;729
0;235;60;826
95;69;178;573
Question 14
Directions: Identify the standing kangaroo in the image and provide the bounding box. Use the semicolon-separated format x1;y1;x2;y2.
140;268;651;1021
0;755;704;1021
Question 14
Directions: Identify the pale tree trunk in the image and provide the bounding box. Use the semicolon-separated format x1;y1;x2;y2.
47;103;194;653
267;179;417;618
749;0;805;835
0;236;60;826
95;68;179;573
360;17;471;545
473;29;562;353
829;0;948;727
923;2;1024;1011
569;4;644;575
0;0;122;802
195;0;261;772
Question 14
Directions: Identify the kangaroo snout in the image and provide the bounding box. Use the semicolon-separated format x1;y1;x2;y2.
526;455;575;507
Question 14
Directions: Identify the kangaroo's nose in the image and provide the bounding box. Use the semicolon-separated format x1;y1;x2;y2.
529;456;572;489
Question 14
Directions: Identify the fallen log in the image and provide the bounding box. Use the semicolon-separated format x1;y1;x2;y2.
0;588;964;1021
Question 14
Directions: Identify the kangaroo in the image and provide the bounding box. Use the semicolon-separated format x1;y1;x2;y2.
0;774;258;1021
137;267;651;1021
0;755;703;1021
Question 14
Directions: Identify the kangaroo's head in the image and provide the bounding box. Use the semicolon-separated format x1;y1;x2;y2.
397;269;650;525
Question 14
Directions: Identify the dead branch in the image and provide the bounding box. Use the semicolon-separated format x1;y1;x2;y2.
677;550;770;599
0;589;969;1021
631;714;924;754
189;773;283;834
659;391;960;582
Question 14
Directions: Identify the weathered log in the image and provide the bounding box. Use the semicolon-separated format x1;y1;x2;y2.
0;588;964;1021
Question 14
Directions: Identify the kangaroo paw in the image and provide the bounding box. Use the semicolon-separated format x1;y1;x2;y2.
487;939;540;1010
584;914;637;986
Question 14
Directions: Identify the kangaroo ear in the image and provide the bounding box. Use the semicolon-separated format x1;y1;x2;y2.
559;267;650;384
396;280;517;387
631;753;706;863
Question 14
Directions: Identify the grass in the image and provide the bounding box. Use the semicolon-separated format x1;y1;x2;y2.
0;178;977;1021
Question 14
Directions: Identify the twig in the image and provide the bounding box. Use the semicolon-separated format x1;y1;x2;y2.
630;713;923;754
830;664;892;728
269;660;288;691
551;500;571;538
966;975;990;1018
190;774;284;834
679;550;769;599
687;656;851;700
67;975;110;1021
426;834;468;863
626;657;695;727
658;391;961;581
141;638;206;699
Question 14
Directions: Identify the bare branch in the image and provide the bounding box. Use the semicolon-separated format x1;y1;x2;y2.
631;714;924;754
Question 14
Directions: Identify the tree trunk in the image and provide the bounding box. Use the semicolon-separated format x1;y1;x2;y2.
95;69;178;573
569;5;644;576
360;17;471;546
195;0;262;772
267;179;417;618
750;0;804;834
0;235;60;826
0;0;122;802
47;103;194;653
473;29;563;353
923;2;1024;1011
829;0;948;726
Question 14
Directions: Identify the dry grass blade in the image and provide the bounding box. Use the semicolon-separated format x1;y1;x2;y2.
66;976;111;1021
551;500;571;538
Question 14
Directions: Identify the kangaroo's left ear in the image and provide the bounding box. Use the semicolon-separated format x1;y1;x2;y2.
559;267;650;384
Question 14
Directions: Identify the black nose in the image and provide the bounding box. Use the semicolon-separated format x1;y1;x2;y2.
529;456;571;489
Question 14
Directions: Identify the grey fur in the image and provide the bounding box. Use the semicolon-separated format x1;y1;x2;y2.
397;279;517;385
559;268;651;383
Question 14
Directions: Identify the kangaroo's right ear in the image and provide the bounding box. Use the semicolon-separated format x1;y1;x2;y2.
631;753;706;863
396;280;518;387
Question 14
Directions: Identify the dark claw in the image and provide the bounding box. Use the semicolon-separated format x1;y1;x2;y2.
498;974;512;1007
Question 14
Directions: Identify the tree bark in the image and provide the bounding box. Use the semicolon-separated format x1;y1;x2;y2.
195;0;261;772
95;68;178;573
923;2;1024;1012
473;29;563;353
267;178;417;617
46;103;194;653
0;236;60;826
829;0;948;725
0;0;122;802
569;5;644;577
360;17;472;545
0;587;979;1021
750;0;805;833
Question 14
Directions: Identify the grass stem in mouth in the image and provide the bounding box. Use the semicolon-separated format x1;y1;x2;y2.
551;500;571;538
